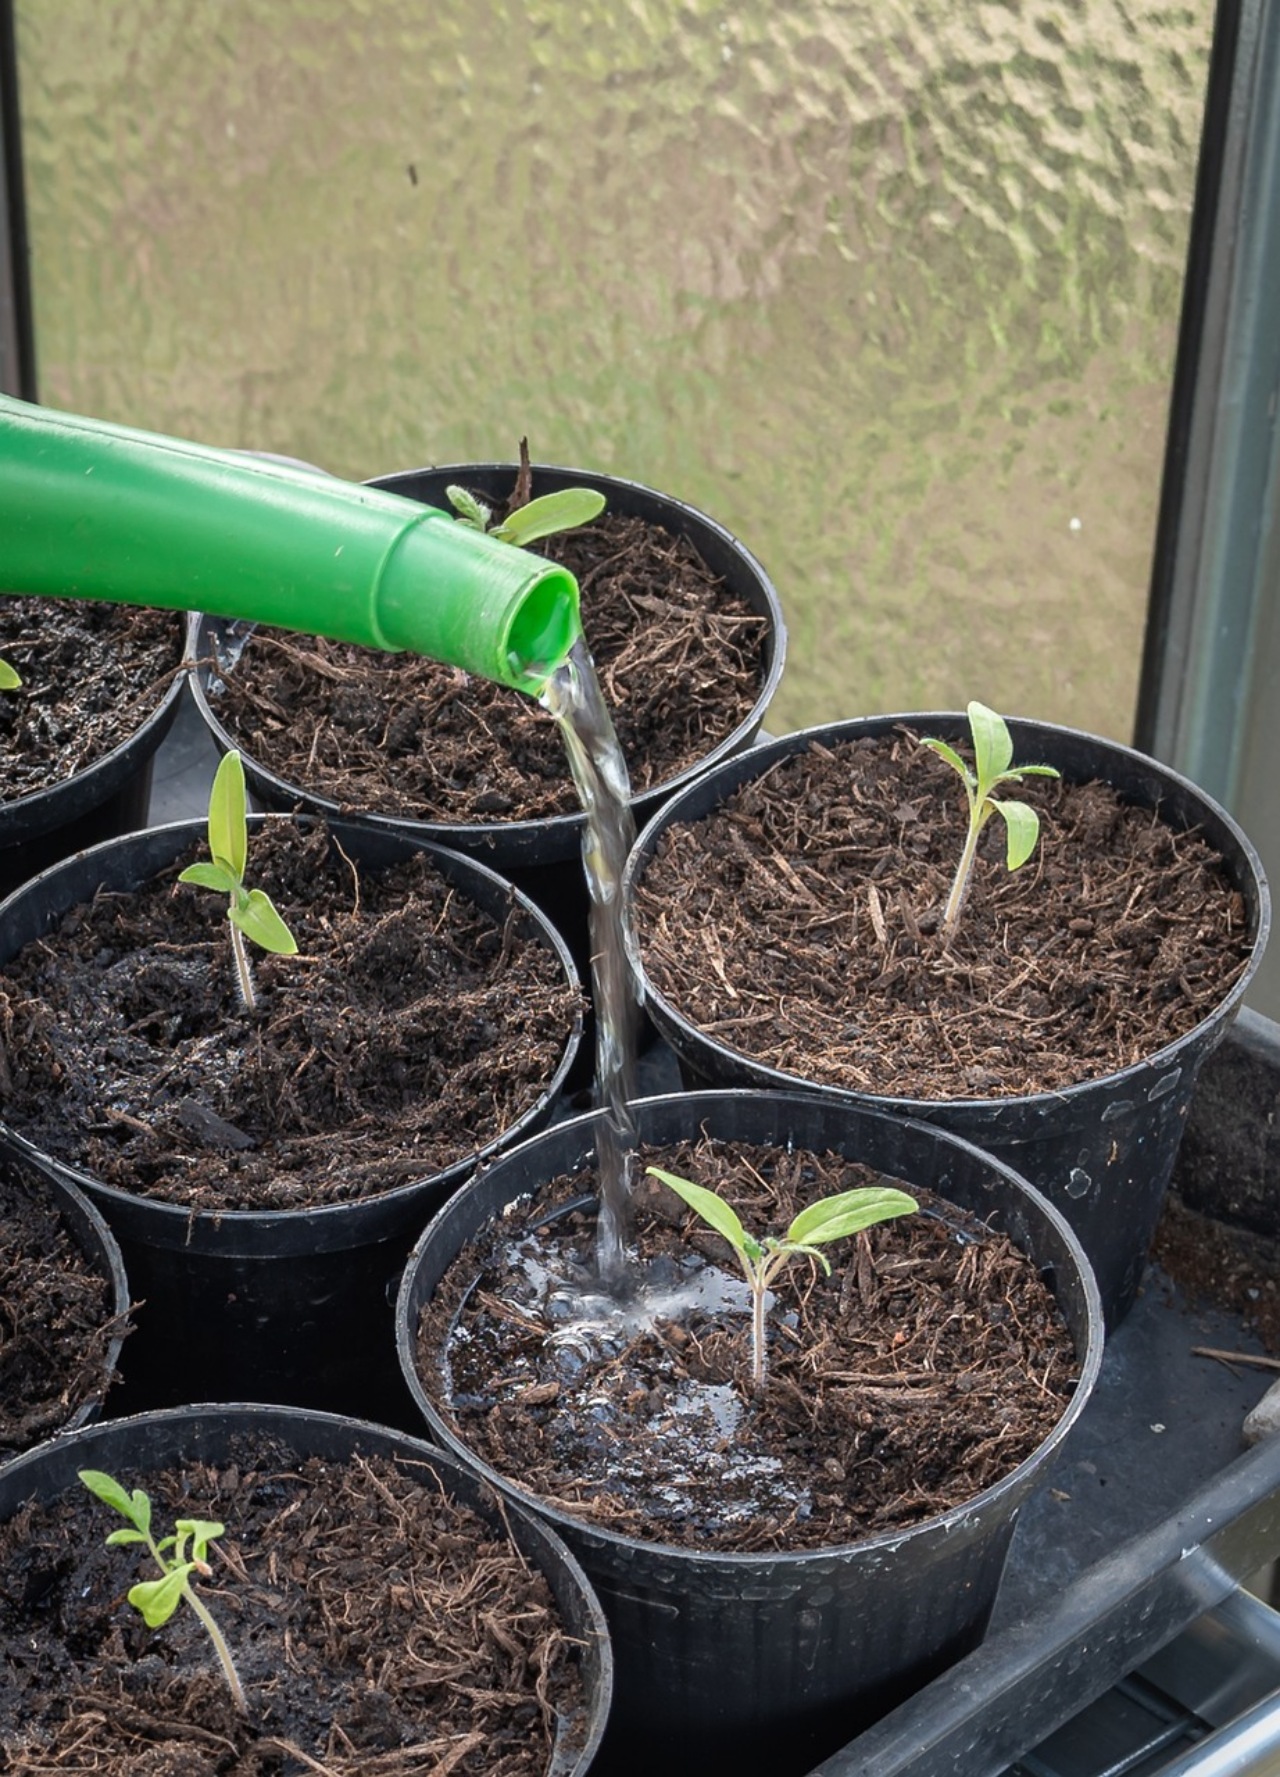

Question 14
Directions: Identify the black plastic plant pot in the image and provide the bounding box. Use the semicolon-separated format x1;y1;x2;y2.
0;817;582;1426
395;1089;1104;1777
0;1134;132;1464
0;1403;612;1776
188;462;785;977
622;717;1271;1330
0;650;187;899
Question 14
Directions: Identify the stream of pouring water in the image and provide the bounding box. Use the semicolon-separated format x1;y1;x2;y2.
540;636;641;1284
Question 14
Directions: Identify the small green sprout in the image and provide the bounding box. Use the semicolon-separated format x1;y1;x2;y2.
646;1166;918;1391
0;657;20;690
446;483;605;548
78;1468;247;1712
920;701;1061;937
178;749;297;1011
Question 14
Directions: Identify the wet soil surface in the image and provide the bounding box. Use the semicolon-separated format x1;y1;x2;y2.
202;511;770;822
0;1160;125;1459
0;1435;587;1775
1153;1193;1280;1356
632;729;1253;1098
0;602;183;800
419;1137;1079;1554
0;821;579;1211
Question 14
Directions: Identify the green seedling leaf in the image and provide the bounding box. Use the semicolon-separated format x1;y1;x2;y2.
446;485;492;530
493;488;606;548
919;737;972;784
647;1165;917;1392
992;797;1041;870
78;1468;138;1521
207;750;248;880
773;1240;834;1276
646;1165;752;1258
78;1469;151;1534
0;657;21;690
969;699;1013;779
128;1568;190;1629
448;468;605;550
177;1520;226;1565
230;887;299;955
786;1185;919;1247
178;861;240;895
81;1471;246;1712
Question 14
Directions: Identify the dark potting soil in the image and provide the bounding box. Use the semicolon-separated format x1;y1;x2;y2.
0;602;183;800
419;1137;1079;1554
202;511;770;821
0;1437;587;1775
0;821;579;1212
1153;1192;1280;1356
633;730;1254;1098
0;1161;124;1459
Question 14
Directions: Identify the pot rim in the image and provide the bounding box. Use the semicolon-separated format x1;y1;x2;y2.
622;712;1272;1115
396;1087;1106;1571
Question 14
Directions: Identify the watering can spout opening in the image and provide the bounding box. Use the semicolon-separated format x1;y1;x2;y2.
505;566;582;693
374;507;582;693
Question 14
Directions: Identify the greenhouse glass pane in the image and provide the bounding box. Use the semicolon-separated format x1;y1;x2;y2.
13;0;1214;739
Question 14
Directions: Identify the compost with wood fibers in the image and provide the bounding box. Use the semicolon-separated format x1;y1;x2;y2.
633;730;1253;1098
0;821;578;1212
420;1136;1080;1554
0;1163;123;1458
0;602;182;799
0;1439;585;1775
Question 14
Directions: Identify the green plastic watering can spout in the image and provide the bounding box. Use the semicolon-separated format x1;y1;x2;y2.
0;396;582;694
